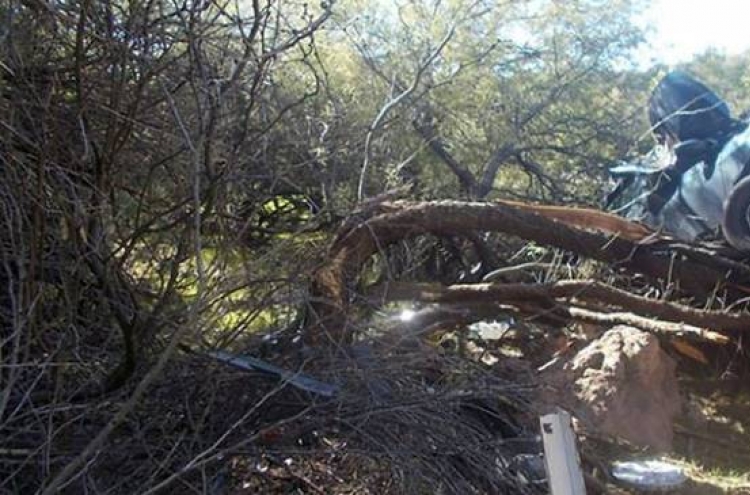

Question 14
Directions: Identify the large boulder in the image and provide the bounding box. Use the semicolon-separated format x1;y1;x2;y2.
541;326;681;451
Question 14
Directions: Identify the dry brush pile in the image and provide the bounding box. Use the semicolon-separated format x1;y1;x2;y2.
2;1;749;494
0;0;549;493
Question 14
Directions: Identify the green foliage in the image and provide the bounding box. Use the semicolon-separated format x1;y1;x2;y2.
6;0;741;368
307;0;655;203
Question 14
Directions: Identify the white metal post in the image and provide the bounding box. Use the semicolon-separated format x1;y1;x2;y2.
540;410;586;495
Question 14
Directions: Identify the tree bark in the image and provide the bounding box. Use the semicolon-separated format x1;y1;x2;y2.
305;200;749;346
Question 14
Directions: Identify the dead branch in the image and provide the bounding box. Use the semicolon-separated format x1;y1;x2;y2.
370;280;749;334
412;118;478;194
307;200;746;346
357;25;457;201
370;281;731;344
557;280;748;333
564;307;728;344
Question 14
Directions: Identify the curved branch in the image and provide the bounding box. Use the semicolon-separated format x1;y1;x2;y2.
306;200;747;345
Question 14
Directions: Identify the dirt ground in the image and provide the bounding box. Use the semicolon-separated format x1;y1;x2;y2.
602;372;750;494
669;376;750;495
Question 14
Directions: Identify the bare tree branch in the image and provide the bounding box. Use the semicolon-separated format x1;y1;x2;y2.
358;24;457;201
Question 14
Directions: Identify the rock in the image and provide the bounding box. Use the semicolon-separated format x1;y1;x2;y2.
541;326;681;451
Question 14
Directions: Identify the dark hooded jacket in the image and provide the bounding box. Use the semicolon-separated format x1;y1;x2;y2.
648;70;734;144
645;71;746;212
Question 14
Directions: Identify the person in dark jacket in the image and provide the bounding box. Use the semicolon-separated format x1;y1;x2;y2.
646;71;745;213
649;70;734;145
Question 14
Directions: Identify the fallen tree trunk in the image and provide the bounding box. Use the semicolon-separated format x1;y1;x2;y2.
369;280;748;334
306;200;750;346
369;281;732;344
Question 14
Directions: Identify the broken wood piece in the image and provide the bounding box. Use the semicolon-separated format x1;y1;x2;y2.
496;199;657;243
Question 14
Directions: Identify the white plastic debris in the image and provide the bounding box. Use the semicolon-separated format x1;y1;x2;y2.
611;459;687;491
468;319;512;340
